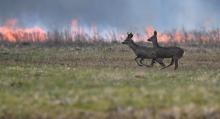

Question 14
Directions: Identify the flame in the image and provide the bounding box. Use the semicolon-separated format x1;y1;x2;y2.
71;19;85;39
158;33;171;43
0;19;47;42
145;26;155;38
173;31;184;42
1;18;218;44
70;19;117;42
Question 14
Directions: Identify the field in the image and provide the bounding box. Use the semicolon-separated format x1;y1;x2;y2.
0;42;220;119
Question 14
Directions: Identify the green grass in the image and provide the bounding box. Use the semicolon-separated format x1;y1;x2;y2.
0;44;220;119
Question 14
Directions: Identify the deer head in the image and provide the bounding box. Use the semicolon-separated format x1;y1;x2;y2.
147;30;157;42
122;32;134;44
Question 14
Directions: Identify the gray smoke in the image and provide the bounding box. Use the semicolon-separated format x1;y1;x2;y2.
0;0;219;32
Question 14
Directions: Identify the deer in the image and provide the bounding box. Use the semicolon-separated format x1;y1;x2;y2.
122;32;166;67
147;31;184;70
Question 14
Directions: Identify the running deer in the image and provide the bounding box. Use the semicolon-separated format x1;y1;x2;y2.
122;33;165;67
148;31;184;70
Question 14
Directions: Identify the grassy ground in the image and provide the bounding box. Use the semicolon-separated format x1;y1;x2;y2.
0;43;219;119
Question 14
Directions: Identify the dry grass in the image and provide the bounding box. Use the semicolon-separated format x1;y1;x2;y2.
0;43;219;119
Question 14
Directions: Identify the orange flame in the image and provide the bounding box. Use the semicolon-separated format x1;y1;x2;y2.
71;19;85;37
1;18;216;44
0;19;47;42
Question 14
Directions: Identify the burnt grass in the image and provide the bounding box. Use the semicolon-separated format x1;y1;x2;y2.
0;42;219;119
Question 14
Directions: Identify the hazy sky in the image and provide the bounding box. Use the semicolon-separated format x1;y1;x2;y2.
0;0;219;31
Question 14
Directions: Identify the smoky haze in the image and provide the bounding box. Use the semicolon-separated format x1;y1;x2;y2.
0;0;220;32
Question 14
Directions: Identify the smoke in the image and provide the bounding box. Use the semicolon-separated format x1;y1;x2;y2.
0;0;219;32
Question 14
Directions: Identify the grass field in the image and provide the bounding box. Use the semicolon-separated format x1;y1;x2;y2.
0;43;219;119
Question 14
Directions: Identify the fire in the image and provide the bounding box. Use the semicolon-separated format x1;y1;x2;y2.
70;19;119;42
0;19;47;42
1;18;219;44
173;31;184;42
145;26;155;38
71;19;85;39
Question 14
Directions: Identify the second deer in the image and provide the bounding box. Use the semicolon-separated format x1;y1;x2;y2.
148;31;184;70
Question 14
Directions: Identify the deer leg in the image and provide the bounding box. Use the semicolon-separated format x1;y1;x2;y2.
140;58;152;67
174;59;179;70
135;57;143;66
160;58;174;70
155;58;166;67
150;59;156;67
